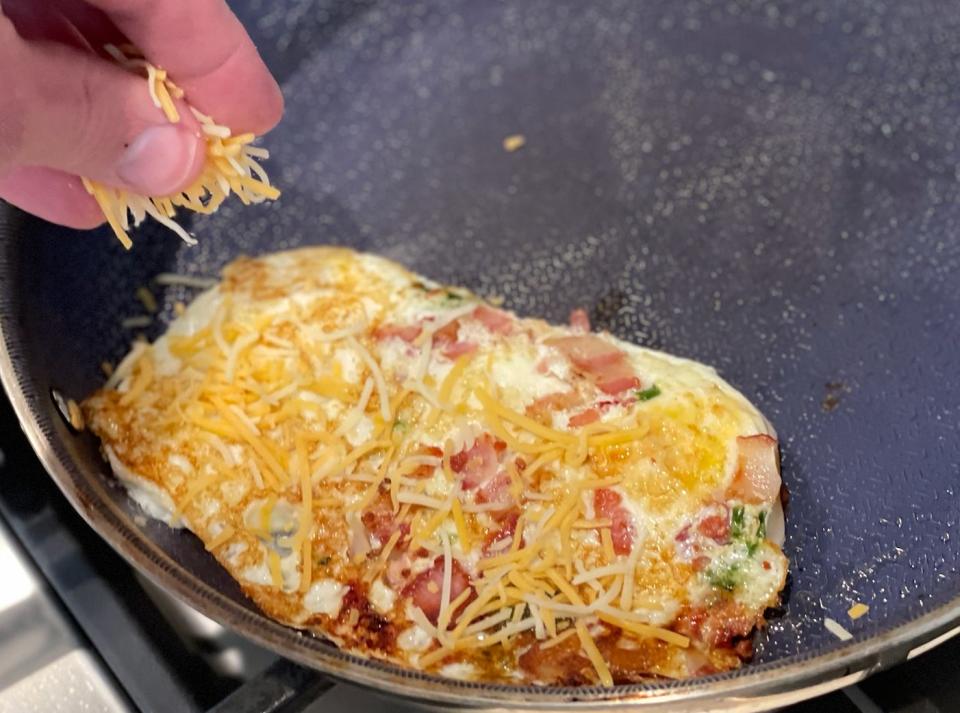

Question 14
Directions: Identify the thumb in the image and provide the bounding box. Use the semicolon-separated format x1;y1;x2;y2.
0;16;205;197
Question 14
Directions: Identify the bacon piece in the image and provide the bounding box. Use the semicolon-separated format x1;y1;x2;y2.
337;583;397;652
569;308;591;333
547;335;640;395
675;601;757;651
518;631;594;686
473;305;513;334
362;491;411;544
409;445;443;478
697;513;730;544
482;509;521;554
373;323;422;342
442;340;477;358
432;319;461;344
595;361;641;395
475;473;515;519
594;488;635;555
525;390;582;424
384;549;412;589
728;435;781;504
548;335;622;370
450;434;500;490
568;407;600;427
432;319;476;358
403;557;473;625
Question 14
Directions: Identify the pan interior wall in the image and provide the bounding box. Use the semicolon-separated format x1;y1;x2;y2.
1;0;959;700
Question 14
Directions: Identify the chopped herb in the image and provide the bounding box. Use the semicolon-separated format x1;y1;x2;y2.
730;505;745;539
393;418;406;431
446;291;463;301
708;563;741;592
317;555;331;566
729;505;766;556
635;384;662;401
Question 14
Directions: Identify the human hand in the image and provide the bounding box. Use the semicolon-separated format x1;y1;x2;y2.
0;0;283;229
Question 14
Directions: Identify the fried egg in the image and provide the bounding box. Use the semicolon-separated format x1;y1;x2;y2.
83;246;787;686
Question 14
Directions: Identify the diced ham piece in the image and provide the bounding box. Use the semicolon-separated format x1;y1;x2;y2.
432;319;461;344
697;513;730;544
473;305;513;334
569;308;591;333
548;335;623;370
450;434;500;490
526;390;583;423
442;340;477;359
373;323;422;342
547;335;641;395
691;555;711;572
568;407;600;427
595;361;641;395
384;549;412;589
483;509;521;554
403;557;473;625
431;318;477;359
362;494;411;544
728;434;781;504
409;445;443;478
474;472;515;518
593;488;636;555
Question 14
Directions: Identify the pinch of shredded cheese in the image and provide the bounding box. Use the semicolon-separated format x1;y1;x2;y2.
82;45;279;250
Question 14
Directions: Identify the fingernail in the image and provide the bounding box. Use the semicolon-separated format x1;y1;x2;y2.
116;124;199;195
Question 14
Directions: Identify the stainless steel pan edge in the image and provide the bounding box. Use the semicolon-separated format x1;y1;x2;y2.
2;221;960;712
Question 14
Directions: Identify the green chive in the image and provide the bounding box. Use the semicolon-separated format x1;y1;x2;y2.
731;505;745;539
636;384;662;401
708;563;741;591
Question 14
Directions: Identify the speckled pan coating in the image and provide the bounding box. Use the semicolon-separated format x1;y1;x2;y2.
1;0;959;709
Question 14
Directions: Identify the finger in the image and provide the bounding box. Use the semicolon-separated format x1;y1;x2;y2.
0;15;206;197
86;0;283;135
0;166;105;229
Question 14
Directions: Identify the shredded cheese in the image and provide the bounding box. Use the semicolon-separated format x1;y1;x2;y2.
267;550;283;589
576;621;614;687
539;625;577;651
450;498;471;552
825;617;854;641
848;603;869;620
84;247;781;685
83;45;279;249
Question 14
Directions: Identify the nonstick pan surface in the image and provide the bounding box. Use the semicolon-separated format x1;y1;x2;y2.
2;1;960;709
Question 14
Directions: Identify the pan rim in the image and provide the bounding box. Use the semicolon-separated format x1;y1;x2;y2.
1;210;959;709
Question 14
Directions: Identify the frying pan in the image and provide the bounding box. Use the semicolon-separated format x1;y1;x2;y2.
2;0;960;709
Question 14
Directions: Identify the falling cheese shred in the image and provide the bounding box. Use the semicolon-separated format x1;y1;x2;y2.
82;45;279;250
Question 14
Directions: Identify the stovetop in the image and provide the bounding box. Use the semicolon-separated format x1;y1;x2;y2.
0;397;956;712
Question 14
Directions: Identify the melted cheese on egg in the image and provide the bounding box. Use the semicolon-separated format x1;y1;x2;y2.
82;246;787;686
